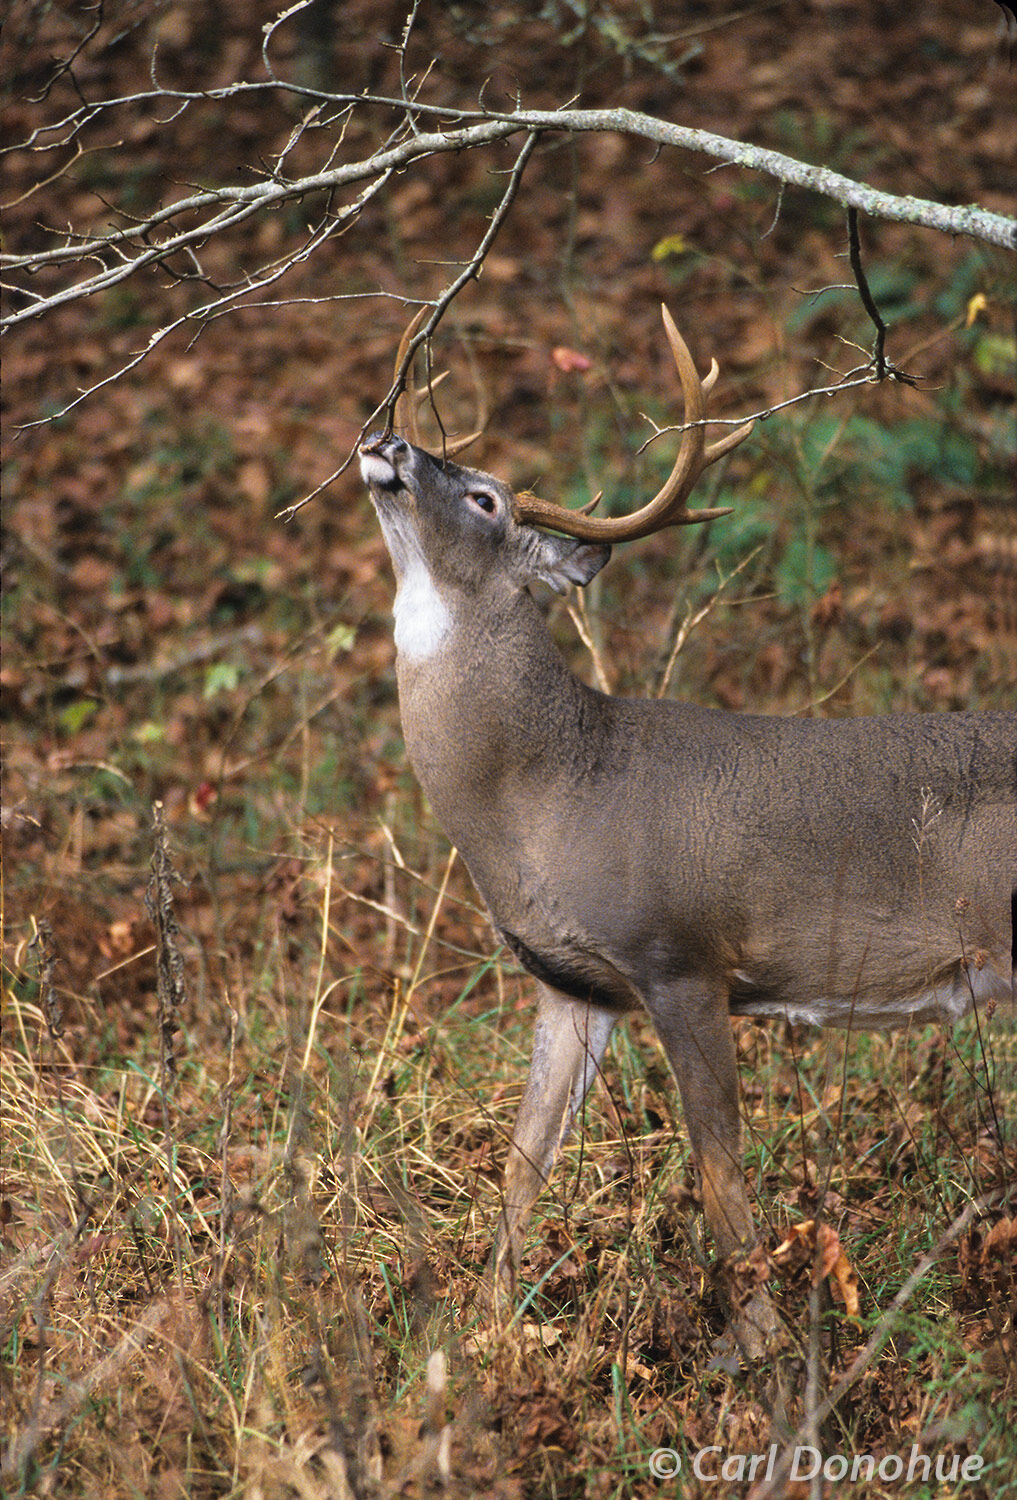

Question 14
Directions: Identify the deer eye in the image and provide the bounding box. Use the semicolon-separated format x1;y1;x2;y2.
469;490;497;515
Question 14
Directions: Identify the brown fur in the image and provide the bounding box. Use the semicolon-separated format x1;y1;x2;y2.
362;432;1016;1358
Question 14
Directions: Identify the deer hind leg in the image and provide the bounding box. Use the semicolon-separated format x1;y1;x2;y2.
648;981;780;1361
488;982;616;1311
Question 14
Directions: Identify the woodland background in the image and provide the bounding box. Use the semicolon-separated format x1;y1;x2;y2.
2;2;1016;1496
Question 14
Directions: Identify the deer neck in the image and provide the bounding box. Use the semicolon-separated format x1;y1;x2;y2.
393;581;601;850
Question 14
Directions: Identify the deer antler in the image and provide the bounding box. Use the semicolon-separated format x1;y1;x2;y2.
391;308;484;458
513;306;754;541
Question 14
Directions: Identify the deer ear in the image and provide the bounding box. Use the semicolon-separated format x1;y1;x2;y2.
533;537;611;594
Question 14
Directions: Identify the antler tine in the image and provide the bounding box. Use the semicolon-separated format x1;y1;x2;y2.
513;305;754;541
391;306;429;446
390;307;486;459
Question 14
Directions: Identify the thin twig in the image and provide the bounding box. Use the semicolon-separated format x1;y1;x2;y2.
380;132;541;436
28;918;63;1039
656;549;760;699
145;800;188;1290
847;207;887;379
146;802;187;1084
279;131;540;519
566;595;611;693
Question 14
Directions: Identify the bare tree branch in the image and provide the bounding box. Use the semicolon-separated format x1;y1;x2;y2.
275;129;540;519
4;21;1012;443
4;100;1014;334
10;168;394;428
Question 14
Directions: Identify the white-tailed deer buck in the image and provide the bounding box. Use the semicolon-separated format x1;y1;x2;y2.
360;306;1017;1358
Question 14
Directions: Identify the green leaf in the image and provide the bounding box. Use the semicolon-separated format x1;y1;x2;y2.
326;622;357;659
57;699;99;735
973;332;1017;379
650;234;689;261
775;533;835;605
132;721;166;744
203;661;240;699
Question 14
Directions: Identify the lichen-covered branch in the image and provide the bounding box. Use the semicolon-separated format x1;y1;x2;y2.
3;97;1014;336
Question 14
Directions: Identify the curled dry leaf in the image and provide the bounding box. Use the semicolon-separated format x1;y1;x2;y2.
773;1217;817;1272
773;1219;860;1316
550;345;592;374
959;1216;1017;1303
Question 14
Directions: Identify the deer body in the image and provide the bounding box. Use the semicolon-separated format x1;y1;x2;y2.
402;644;1012;1032
361;315;1016;1357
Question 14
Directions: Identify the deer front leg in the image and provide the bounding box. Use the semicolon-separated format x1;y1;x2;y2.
488;982;616;1313
649;981;780;1361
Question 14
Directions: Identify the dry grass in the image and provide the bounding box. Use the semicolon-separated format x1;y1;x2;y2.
3;788;1016;1496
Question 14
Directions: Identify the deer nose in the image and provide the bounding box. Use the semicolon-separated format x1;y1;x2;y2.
361;432;408;457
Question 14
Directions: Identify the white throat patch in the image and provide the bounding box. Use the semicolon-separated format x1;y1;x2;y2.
393;553;451;660
371;491;453;663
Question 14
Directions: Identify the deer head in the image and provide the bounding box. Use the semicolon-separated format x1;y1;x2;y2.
360;305;752;655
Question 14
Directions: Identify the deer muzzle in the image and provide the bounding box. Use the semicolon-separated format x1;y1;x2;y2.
360;433;411;493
